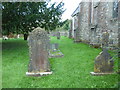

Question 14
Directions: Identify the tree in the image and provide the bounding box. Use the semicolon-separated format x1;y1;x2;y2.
2;2;65;40
62;19;70;30
57;19;70;31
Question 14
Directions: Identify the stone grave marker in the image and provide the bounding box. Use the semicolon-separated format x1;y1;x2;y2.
26;27;52;76
90;32;114;75
56;31;60;39
49;43;64;58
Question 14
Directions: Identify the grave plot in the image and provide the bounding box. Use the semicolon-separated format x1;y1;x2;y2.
48;43;64;58
26;27;52;76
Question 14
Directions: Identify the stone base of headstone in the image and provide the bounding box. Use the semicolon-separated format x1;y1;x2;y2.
49;50;64;58
90;72;115;76
26;71;52;76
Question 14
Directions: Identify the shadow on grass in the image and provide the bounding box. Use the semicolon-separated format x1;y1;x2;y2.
2;39;28;51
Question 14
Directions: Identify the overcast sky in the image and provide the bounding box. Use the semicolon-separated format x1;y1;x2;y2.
50;0;82;21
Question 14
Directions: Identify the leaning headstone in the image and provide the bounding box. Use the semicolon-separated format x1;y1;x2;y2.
90;32;114;75
49;43;64;58
56;31;60;39
26;27;52;76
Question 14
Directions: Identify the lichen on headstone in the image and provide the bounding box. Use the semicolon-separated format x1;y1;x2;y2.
27;27;51;73
56;31;60;39
94;32;114;73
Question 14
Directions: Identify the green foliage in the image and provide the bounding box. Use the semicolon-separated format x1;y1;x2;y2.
62;19;70;30
57;19;70;31
2;2;65;35
2;37;119;88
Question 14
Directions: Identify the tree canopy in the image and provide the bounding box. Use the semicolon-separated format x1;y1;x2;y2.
62;19;70;30
56;19;70;31
2;2;65;36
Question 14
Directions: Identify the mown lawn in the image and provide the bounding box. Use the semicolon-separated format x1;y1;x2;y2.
2;37;119;88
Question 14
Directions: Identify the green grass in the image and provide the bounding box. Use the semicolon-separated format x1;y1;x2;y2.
2;36;119;88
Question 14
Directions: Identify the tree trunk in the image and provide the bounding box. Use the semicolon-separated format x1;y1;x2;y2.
47;31;50;34
24;34;28;40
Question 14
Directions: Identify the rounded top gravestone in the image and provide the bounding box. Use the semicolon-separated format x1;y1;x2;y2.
27;27;51;74
28;27;50;51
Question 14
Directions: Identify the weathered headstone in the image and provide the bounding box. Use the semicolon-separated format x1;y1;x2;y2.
64;31;68;37
26;27;52;76
49;43;64;58
56;31;60;39
69;21;73;38
2;36;8;40
90;32;114;75
74;27;81;43
50;43;58;51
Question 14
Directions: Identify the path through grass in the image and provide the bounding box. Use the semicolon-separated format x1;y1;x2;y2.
2;37;119;88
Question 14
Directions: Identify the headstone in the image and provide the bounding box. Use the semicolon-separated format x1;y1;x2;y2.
2;36;8;40
90;32;114;75
17;34;20;38
117;1;120;74
50;43;58;51
102;32;109;48
56;31;60;39
64;31;68;37
26;27;52;76
69;21;73;38
49;43;64;58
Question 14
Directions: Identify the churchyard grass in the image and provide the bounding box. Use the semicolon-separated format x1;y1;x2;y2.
2;37;119;88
